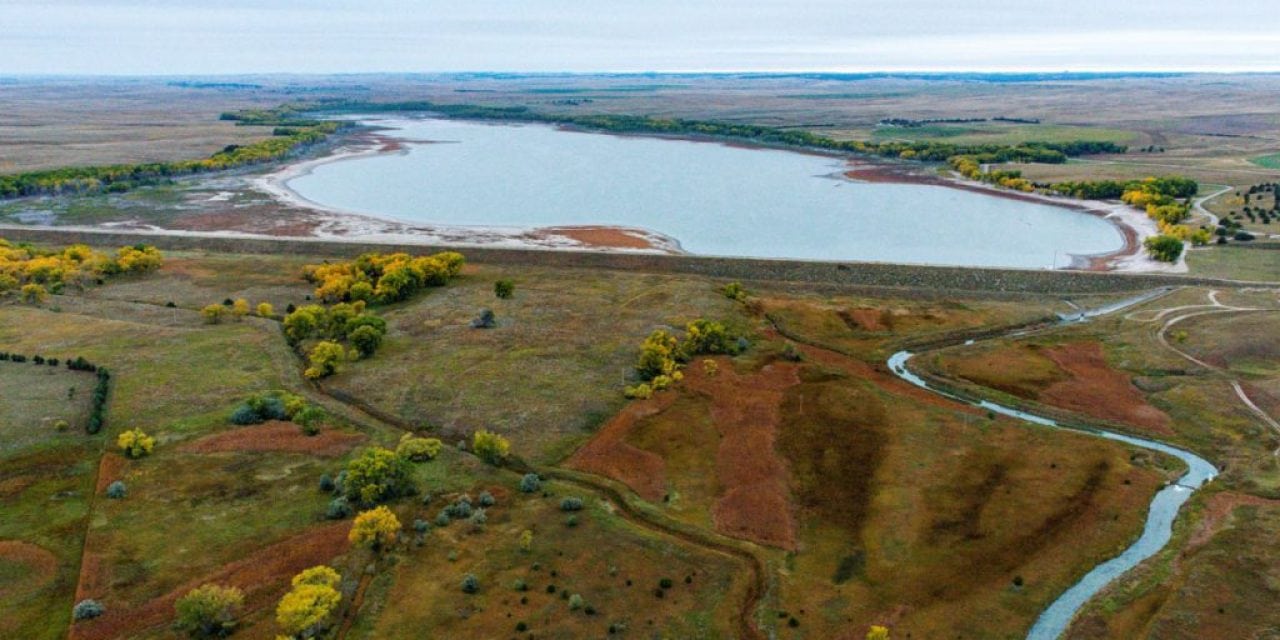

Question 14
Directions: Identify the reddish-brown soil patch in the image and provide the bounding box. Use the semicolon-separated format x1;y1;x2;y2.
566;393;678;502
685;359;802;549
1039;342;1173;435
71;521;351;640
0;540;58;599
179;421;365;457
569;356;802;549
94;453;128;494
538;226;661;250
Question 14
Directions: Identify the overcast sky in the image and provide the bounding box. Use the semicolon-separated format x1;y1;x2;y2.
3;0;1278;75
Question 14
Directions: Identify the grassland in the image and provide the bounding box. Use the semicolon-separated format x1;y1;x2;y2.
925;287;1280;637
2;244;1237;639
1250;152;1280;169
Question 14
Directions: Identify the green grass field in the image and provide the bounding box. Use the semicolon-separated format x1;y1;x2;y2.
1249;152;1280;169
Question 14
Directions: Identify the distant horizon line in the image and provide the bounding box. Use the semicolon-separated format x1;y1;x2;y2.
4;69;1280;80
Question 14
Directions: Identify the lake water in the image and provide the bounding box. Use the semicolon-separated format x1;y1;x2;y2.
286;118;1124;268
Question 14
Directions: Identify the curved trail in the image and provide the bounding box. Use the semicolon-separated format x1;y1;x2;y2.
883;289;1218;640
1140;289;1280;454
1191;184;1232;227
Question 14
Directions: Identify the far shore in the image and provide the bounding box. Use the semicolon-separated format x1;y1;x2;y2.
242;116;1162;271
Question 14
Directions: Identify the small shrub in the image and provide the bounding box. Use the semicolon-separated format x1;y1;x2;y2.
569;594;584;610
461;574;480;594
449;498;474;519
478;490;495;507
494;279;515;299
413;519;430;533
515;621;528;632
658;578;673;589
325;497;353;520
53;419;70;432
434;512;451;527
624;383;653;399
73;599;105;621
229;404;260;426
781;342;802;362
470;308;497;329
721;281;747;301
565;515;579;528
319;474;335;492
469;509;488;532
512;579;528;592
560;497;584;512
519;473;542;493
105;481;127;499
396;434;443;462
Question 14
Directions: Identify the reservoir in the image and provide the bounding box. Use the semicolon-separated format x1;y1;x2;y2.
285;117;1125;268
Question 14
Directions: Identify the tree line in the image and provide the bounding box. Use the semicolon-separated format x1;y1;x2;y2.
308;99;1125;166
0;106;348;199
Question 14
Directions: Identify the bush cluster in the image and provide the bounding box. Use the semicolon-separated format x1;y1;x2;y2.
303;250;464;305
228;390;324;433
0;239;162;295
626;319;743;398
282;300;390;378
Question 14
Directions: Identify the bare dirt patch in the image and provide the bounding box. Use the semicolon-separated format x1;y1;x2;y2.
71;522;351;640
94;453;128;494
179;421;365;457
536;226;662;250
1040;342;1174;435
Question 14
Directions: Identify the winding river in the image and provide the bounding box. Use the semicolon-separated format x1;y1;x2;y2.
887;289;1217;640
285;117;1125;268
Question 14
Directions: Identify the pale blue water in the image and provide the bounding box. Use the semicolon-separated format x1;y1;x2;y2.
287;117;1124;268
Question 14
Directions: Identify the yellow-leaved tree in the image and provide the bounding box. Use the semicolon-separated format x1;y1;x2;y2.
276;566;341;638
472;429;510;465
117;429;155;459
349;506;401;550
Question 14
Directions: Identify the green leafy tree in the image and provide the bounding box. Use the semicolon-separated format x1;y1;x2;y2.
1144;234;1185;263
344;447;415;505
304;341;346;379
349;325;383;359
